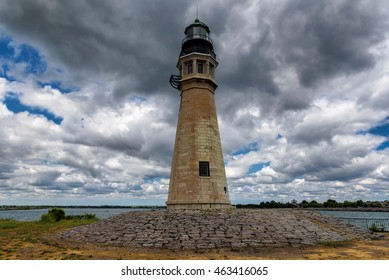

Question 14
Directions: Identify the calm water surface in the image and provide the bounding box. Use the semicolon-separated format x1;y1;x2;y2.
319;210;389;219
0;208;152;221
319;210;389;230
2;208;389;227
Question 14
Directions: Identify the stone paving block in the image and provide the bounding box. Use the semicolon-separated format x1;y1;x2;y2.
59;209;378;251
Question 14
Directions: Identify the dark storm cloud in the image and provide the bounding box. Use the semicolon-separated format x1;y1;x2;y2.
307;164;376;182
214;0;388;118
275;0;387;87
64;131;145;157
270;136;381;183
0;162;14;180
206;1;281;96
1;0;386;107
0;0;189;97
147;1;374;134
221;46;280;95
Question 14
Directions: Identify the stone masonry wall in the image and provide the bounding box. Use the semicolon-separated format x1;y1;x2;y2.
60;209;379;251
167;53;231;209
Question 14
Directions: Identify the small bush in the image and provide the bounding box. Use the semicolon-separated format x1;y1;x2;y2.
40;213;56;223
369;223;385;232
82;213;96;219
40;208;65;222
40;209;97;222
48;208;66;221
65;213;97;220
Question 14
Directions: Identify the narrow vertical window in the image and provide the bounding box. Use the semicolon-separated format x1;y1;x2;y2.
197;62;203;74
188;63;193;74
199;161;210;177
209;63;215;77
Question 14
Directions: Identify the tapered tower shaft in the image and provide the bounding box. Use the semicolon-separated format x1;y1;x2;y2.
167;19;231;210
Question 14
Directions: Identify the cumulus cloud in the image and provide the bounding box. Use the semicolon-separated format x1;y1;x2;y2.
0;0;189;97
0;0;389;204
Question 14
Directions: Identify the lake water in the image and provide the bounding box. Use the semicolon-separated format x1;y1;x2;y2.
319;210;389;230
0;208;153;221
2;208;389;230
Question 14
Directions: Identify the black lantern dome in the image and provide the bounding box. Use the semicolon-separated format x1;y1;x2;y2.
180;19;216;59
169;19;217;90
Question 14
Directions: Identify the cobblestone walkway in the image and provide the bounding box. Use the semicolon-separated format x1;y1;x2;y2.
59;209;378;250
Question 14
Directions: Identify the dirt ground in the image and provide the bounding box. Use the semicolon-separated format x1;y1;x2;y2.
41;237;389;260
1;219;388;260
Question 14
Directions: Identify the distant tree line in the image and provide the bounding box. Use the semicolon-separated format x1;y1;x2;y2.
235;199;389;209
2;200;389;210
0;205;166;211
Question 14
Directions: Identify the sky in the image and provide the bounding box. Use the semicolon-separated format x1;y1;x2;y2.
0;0;388;206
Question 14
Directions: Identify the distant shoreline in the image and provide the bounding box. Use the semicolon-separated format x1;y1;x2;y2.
1;205;389;212
0;205;166;211
310;207;389;212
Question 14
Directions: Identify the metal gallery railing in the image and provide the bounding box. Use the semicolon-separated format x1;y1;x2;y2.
338;217;389;232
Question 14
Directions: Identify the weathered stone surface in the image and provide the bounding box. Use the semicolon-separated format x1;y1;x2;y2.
59;209;381;251
167;49;231;210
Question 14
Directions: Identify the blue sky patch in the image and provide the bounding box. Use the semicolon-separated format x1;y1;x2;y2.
368;116;389;137
3;92;63;124
368;117;389;150
356;117;389;150
37;80;78;94
376;141;389;151
0;64;15;81
232;142;258;156
143;176;162;183
0;32;47;76
248;161;270;174
15;44;47;75
0;36;15;59
130;95;148;103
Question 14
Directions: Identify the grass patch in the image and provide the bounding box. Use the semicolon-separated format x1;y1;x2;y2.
0;219;19;229
0;217;98;260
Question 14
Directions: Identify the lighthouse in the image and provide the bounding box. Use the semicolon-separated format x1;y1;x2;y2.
167;19;231;210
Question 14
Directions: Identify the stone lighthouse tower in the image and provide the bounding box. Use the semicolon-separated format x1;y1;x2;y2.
167;19;231;210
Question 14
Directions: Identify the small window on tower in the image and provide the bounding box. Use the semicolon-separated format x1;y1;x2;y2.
197;62;203;74
199;161;210;177
188;63;193;74
209;64;215;77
